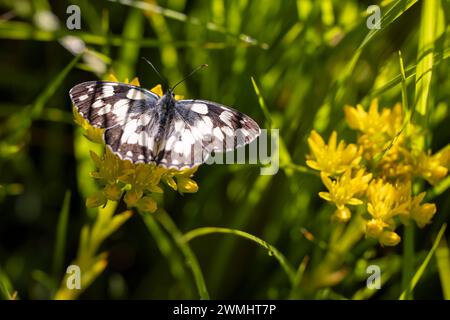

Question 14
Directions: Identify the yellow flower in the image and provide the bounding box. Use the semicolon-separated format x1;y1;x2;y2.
162;167;199;194
306;130;361;176
377;145;413;179
415;149;449;186
344;100;403;138
119;163;165;210
174;168;199;194
86;148;129;207
410;192;437;228
319;169;372;222
136;196;158;214
365;219;401;246
307;100;442;247
74;74;200;213
345;101;405;163
72;106;105;144
367;179;409;222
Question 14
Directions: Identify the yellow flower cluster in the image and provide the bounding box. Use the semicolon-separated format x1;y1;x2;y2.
73;75;199;214
306;100;449;246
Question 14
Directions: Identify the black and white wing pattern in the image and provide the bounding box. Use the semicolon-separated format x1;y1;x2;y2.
154;100;261;169
70;81;162;162
70;81;261;169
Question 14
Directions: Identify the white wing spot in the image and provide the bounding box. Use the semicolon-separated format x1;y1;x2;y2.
174;120;185;132
181;129;195;145
190;103;208;114
120;119;138;144
213;127;224;140
219;111;234;127
79;94;89;101
196;117;213;135
165;135;177;151
92;99;104;108
222;126;234;136
96;104;112;116
112;99;130;121
126;88;147;100
174;141;184;154
102;86;115;98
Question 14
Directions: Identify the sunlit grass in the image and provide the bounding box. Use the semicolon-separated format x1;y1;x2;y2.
0;0;449;300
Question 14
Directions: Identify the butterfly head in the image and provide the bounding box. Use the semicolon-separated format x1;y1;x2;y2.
159;88;176;109
166;88;175;97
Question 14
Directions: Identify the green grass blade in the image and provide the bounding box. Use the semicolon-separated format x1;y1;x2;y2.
183;227;296;285
399;223;447;300
399;49;414;301
31;54;82;119
52;191;71;279
359;0;418;51
141;213;194;298
401;223;415;299
0;22;244;49
115;8;144;80
155;209;210;299
414;0;441;118
326;0;419;114
436;238;450;299
0;267;16;300
251;76;273;128
108;0;268;49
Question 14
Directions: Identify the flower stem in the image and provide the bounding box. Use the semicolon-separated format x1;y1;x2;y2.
401;223;415;299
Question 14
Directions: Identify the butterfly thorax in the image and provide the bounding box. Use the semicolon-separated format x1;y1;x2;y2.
154;90;177;156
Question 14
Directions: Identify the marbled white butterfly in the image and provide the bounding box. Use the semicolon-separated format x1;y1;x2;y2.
69;81;261;169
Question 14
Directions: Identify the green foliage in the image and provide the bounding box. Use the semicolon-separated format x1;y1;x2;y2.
0;0;449;300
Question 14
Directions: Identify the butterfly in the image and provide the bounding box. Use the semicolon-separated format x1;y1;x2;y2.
69;81;261;169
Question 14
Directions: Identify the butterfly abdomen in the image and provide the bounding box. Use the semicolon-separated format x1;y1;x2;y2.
154;92;176;153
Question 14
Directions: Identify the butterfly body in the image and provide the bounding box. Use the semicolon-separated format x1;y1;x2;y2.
70;81;260;169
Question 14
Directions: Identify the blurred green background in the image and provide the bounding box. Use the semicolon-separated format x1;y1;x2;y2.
0;0;449;300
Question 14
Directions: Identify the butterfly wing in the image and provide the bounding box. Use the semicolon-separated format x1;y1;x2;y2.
70;81;161;162
154;99;261;169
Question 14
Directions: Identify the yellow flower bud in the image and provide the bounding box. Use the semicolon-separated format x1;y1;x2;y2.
333;206;351;223
411;202;436;228
136;196;157;213
365;219;385;238
86;191;107;208
104;183;122;201
124;188;143;207
379;231;401;246
177;177;199;194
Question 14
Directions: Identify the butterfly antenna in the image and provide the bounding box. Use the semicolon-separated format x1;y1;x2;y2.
172;64;208;91
141;57;169;89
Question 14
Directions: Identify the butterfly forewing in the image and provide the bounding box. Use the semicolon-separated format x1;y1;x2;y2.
154;100;261;169
69;81;159;129
70;81;163;162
